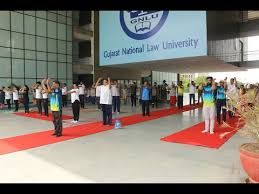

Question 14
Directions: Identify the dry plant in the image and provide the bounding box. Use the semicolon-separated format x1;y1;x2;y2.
220;89;259;146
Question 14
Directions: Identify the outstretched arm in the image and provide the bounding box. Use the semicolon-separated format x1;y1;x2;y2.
95;77;102;88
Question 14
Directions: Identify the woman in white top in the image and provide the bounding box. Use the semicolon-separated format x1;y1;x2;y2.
41;80;49;117
32;82;43;115
12;86;19;112
4;87;12;111
122;86;128;105
95;82;102;110
65;83;80;123
111;80;121;113
95;77;112;125
62;83;68;107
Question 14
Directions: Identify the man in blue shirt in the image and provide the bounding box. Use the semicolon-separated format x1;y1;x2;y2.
216;78;227;125
140;81;151;116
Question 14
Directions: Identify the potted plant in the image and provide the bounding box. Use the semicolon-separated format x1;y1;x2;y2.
221;86;259;183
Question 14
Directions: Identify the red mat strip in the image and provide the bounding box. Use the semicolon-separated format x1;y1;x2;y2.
14;112;73;121
0;104;201;155
160;117;244;149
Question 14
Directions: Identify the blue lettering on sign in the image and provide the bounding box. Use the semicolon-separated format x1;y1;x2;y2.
120;11;169;40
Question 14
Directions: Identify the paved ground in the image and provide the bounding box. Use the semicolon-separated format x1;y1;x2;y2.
0;94;249;183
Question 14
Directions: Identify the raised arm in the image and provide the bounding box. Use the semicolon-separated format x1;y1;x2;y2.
108;77;111;87
234;77;237;87
95;77;102;88
46;79;52;93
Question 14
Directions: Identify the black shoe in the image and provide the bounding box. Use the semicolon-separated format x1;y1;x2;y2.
52;133;56;136
103;123;107;125
56;134;62;137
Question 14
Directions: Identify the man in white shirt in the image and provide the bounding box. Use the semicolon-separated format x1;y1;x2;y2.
111;80;120;113
151;82;158;108
95;81;102;110
4;87;12;111
90;84;96;105
12;86;19;112
227;77;237;118
188;81;196;106
32;82;43;115
62;83;67;107
78;81;85;109
65;83;80;123
96;77;112;125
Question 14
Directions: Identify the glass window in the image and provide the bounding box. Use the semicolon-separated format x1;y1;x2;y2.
48;53;57;61
11;12;24;33
36;18;47;37
67;80;72;88
36;11;47;19
58;63;66;79
12;48;24;58
0;30;10;47
58;11;66;16
48;61;57;78
37;60;47;78
58;23;66;40
12;79;24;87
67;17;72;25
0;78;11;87
24;15;36;35
67;26;72;41
25;34;36;50
0;47;10;57
0;57;11;77
67;11;72;17
25;79;36;91
48;12;57;22
67;55;72;63
12;59;24;78
58;40;66;54
36;37;46;51
58;15;66;24
36;51;47;61
25;50;36;59
24;11;35;16
11;32;24;49
0;11;10;30
25;60;36;78
67;42;72;55
47;21;56;38
58;54;66;62
67;63;72;79
47;38;57;53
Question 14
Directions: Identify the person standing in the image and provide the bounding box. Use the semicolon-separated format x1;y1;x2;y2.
176;81;184;109
62;83;68;107
0;87;5;110
151;82;158;108
32;82;43;115
188;81;196;106
65;83;80;123
226;77;238;118
169;82;177;107
96;77;113;126
43;79;63;137
140;81;151;116
199;77;217;134
78;81;85;109
41;81;49;117
90;84;96;105
130;82;137;107
12;86;19;112
122;86;128;105
216;79;227;125
4;87;12;111
197;84;203;104
95;81;101;110
111;80;121;114
19;85;30;113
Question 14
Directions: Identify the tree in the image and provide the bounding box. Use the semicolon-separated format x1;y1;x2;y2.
194;76;207;85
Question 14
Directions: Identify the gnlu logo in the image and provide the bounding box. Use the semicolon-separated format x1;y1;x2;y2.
120;11;169;40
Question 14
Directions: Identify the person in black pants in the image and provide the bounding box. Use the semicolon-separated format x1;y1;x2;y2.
130;82;137;107
111;80;121;113
41;81;49;117
62;83;67;107
12;86;19;112
140;81;151;116
96;77;113;125
216;80;227;124
177;81;184;109
19;85;30;113
78;82;85;109
4;87;12;111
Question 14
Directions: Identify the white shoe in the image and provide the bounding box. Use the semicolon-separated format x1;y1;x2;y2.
202;129;209;133
210;131;214;134
71;120;76;123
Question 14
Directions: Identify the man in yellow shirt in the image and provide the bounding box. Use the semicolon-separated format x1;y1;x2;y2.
177;81;184;109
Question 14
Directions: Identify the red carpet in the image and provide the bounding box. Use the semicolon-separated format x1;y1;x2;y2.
160;117;244;149
14;112;73;121
0;104;201;155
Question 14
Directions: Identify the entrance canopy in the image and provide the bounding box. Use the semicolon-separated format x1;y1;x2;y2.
106;56;247;73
